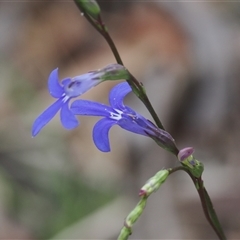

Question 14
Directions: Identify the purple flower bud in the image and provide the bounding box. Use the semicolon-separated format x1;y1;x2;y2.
178;147;204;177
178;147;194;161
139;189;147;197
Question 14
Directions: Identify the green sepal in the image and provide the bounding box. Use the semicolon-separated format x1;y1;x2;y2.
181;155;204;178
98;64;130;81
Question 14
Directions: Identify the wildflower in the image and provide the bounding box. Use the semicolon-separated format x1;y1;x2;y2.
32;68;102;137
71;82;178;153
32;64;128;137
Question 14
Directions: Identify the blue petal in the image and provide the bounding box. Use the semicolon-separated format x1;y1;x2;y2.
124;106;137;115
48;68;64;98
118;117;147;136
93;118;116;152
71;100;112;117
117;115;149;136
60;101;79;129
109;82;132;110
32;98;63;136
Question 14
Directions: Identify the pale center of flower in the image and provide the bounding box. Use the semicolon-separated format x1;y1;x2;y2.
64;81;83;98
110;108;123;120
62;94;70;103
64;76;101;98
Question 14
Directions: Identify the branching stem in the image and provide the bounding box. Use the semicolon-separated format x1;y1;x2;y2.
73;2;226;239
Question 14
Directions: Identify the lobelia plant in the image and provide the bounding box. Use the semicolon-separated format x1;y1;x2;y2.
32;1;226;239
32;63;129;136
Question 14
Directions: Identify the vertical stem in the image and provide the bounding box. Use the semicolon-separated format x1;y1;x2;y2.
96;16;164;130
176;168;226;240
197;178;226;240
73;1;165;130
100;26;123;65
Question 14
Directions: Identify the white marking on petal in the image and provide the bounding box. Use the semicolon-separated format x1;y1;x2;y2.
115;109;123;114
109;108;123;120
62;94;70;103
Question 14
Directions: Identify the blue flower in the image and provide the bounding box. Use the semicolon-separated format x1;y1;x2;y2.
32;68;102;136
71;82;177;153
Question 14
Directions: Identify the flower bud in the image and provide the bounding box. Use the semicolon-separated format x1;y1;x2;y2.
139;169;169;197
178;147;194;161
125;198;147;228
74;0;100;19
98;64;130;81
178;147;204;178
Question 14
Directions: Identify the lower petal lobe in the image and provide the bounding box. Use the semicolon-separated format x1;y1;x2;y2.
93;118;116;152
32;98;63;136
60;101;79;129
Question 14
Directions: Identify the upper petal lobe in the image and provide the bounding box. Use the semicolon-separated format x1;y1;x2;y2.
109;82;131;110
48;68;64;98
71;100;112;117
60;101;79;129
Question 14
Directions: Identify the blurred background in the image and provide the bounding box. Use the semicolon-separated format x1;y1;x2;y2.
0;1;240;239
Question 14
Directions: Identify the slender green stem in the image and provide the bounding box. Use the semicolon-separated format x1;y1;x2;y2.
73;1;164;129
186;173;226;239
197;178;226;240
73;2;123;64
196;178;222;239
73;2;225;239
128;74;165;130
98;16;123;65
97;18;164;129
170;166;226;239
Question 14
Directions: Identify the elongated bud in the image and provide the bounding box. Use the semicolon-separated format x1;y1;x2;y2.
98;64;130;81
74;0;101;19
178;147;204;177
125;198;147;228
139;169;169;197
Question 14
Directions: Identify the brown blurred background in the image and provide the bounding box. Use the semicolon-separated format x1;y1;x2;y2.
0;1;240;239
